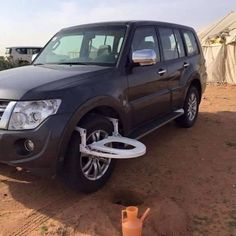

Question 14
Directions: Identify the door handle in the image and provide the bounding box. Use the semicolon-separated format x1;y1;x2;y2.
158;69;167;76
184;62;190;68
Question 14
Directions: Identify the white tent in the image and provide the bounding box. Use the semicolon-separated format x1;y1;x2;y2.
199;11;236;84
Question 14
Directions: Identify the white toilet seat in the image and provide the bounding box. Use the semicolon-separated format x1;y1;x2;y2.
88;136;146;159
76;122;146;159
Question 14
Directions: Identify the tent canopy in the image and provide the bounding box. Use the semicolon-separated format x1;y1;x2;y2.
199;11;236;45
198;12;236;84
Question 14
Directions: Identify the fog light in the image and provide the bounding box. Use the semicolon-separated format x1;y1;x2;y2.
24;139;35;152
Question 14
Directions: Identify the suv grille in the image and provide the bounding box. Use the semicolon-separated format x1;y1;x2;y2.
0;101;9;121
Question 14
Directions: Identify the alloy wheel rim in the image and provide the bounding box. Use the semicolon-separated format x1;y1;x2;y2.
187;93;197;121
80;130;111;181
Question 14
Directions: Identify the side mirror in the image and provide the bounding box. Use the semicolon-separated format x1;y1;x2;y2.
132;49;157;66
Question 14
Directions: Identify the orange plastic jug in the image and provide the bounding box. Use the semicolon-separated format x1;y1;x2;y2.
122;206;150;236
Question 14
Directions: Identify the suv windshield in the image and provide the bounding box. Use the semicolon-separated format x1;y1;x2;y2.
34;26;126;66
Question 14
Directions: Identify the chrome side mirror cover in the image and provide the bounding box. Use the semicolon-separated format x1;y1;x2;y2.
132;49;157;66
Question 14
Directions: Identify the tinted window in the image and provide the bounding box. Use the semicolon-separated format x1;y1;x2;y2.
27;48;41;55
174;30;185;58
32;48;41;54
132;27;160;62
27;49;32;54
183;31;199;56
159;28;178;61
16;48;27;54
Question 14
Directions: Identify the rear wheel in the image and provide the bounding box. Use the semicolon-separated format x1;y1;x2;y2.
175;86;200;128
63;114;115;193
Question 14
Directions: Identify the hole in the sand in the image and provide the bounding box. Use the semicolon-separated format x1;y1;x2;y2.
112;190;144;206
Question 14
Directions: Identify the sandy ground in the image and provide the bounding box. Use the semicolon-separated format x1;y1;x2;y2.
0;85;236;236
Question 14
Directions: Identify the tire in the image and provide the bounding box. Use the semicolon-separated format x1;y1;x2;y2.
175;86;200;128
63;114;116;193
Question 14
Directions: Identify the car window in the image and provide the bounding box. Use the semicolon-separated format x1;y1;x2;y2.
89;35;114;59
159;28;178;61
183;31;199;56
174;29;185;58
132;27;160;62
52;35;83;59
27;49;32;54
31;48;41;54
16;48;27;55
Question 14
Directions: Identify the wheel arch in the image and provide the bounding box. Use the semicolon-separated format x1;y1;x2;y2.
57;96;129;169
190;78;202;102
184;73;202;104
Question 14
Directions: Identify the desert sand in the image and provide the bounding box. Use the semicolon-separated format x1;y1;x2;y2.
0;85;235;236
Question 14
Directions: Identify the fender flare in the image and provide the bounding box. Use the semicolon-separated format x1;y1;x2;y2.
57;96;129;165
183;72;202;102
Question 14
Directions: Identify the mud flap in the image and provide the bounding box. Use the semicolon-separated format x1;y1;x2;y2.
75;118;146;159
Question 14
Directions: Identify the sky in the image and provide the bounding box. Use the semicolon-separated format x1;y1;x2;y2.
0;0;235;55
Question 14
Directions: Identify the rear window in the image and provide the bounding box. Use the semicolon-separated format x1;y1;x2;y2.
159;28;178;61
183;31;199;56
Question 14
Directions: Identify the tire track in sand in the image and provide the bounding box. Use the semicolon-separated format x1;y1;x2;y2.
9;193;79;236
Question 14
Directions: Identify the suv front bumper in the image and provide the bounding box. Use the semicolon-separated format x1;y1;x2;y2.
0;114;71;176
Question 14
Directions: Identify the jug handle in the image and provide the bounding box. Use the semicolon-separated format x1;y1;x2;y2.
122;210;127;223
141;208;150;222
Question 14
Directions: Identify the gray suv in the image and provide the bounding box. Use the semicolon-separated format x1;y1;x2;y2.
0;21;206;192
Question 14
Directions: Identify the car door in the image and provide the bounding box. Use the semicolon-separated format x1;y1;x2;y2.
127;26;171;126
158;27;188;110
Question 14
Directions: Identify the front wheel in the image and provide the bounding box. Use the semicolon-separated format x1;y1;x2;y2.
175;86;200;128
63;114;116;193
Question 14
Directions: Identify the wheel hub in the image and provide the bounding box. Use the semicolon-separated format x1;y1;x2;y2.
187;93;197;121
80;130;111;181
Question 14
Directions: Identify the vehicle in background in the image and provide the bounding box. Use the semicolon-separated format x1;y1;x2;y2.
5;47;42;63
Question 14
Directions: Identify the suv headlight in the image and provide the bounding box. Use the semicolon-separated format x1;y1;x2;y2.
8;99;61;130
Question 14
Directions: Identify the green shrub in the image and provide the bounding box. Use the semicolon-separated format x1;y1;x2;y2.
0;56;29;71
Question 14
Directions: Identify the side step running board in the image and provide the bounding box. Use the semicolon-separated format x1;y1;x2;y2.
131;109;184;140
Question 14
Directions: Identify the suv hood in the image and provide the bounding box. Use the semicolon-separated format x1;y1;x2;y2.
0;64;111;100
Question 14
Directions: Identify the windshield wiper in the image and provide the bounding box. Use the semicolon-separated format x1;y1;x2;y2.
55;62;87;65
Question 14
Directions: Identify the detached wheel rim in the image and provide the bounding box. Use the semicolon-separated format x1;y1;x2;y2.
187;92;198;121
80;130;111;181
